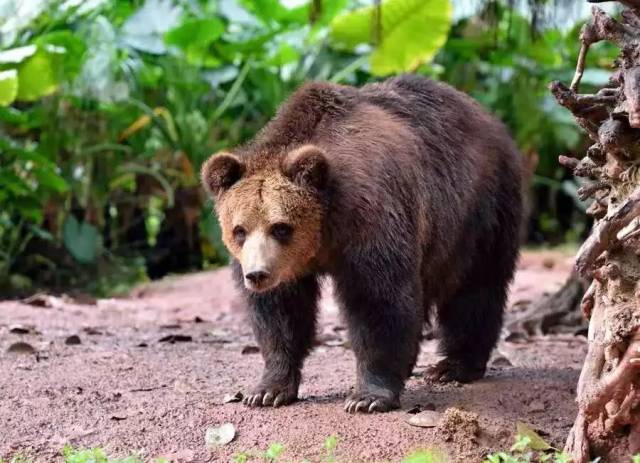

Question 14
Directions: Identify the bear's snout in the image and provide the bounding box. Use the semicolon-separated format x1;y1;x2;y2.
245;270;270;287
243;271;275;292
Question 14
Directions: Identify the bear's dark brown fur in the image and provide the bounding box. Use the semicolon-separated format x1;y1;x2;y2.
202;74;523;413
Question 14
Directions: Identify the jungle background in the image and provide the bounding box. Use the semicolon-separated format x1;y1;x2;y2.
0;0;633;462
0;0;619;295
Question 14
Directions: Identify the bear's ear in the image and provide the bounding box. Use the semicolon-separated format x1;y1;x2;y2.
201;152;245;197
282;145;328;190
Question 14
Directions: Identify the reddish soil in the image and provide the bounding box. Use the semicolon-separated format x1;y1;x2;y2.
0;250;585;463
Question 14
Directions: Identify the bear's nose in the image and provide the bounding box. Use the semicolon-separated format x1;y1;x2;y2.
245;270;270;285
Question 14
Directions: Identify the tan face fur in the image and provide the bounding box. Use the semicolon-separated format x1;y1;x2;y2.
202;146;327;293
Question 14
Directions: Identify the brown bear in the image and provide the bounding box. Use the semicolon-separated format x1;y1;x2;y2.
201;74;522;413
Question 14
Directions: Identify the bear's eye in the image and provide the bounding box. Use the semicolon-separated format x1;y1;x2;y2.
270;223;293;243
232;225;247;245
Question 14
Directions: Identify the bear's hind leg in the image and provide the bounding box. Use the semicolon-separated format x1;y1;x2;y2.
428;270;509;383
334;256;423;413
233;262;319;407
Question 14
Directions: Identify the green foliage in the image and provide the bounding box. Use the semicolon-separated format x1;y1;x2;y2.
483;432;640;463
265;443;285;461
330;0;452;75
323;434;339;462
2;440;638;463
401;449;447;463
0;0;615;292
0;69;18;105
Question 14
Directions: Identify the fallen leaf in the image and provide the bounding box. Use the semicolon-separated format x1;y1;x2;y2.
159;334;192;343
160;323;182;330
241;345;259;354
407;410;442;428
9;324;31;334
491;355;513;367
223;392;243;403
65;335;82;345
205;423;236;447
7;342;35;354
22;294;66;309
83;327;103;335
516;422;553;451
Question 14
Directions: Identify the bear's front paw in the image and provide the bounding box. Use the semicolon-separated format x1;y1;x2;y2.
344;392;400;414
243;382;298;408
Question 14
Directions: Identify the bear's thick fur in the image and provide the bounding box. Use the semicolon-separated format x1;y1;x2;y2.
202;74;522;413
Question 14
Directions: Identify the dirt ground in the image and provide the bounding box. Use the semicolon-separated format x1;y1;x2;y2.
0;250;586;463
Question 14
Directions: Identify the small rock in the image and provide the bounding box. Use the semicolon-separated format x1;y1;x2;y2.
65;335;82;346
205;423;236;447
194;316;205;323
407;410;442;428
223;392;243;403
7;342;35;354
241;345;260;354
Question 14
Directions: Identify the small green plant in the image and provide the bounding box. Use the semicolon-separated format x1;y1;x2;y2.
323;435;339;462
484;433;640;463
401;449;447;463
265;443;285;461
60;445;168;463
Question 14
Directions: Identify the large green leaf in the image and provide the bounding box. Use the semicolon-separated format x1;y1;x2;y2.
35;31;87;78
330;0;452;76
16;49;61;101
0;70;18;106
63;216;101;264
240;0;308;26
165;18;225;67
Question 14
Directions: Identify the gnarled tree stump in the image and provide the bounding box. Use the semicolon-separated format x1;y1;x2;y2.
550;2;640;461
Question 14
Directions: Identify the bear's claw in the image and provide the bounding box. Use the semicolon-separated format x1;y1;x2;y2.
243;387;297;408
344;395;399;414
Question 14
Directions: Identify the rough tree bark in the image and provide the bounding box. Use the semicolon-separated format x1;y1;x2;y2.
550;2;640;461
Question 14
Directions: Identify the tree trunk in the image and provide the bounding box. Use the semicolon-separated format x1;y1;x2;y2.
550;2;640;461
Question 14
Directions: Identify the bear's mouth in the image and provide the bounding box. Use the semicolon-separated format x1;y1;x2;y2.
243;274;278;293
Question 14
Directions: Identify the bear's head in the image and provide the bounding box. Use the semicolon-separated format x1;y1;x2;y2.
201;145;328;293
